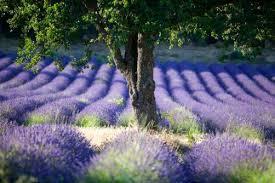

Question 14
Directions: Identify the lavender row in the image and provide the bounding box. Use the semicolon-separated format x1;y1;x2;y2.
0;53;15;71
225;64;275;104
26;64;115;124
0;57;274;135
76;70;128;125
0;58;51;90
0;58;100;100
163;62;275;135
0;56;23;84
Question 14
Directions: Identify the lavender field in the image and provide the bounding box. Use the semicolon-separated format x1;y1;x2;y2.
0;51;275;182
0;52;274;135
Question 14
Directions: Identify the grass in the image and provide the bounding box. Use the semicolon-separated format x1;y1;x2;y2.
226;123;264;143
76;115;108;128
117;113;136;127
25;114;49;125
77;126;203;155
25;109;80;125
161;107;203;142
77;127;135;152
229;162;275;183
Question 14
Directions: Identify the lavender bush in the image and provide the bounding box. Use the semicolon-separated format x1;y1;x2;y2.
0;124;94;183
0;58;50;90
182;134;275;182
83;131;183;183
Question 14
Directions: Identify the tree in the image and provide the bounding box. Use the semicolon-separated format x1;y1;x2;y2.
0;0;274;128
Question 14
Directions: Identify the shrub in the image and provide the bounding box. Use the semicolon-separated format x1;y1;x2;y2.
182;134;274;182
83;131;183;183
0;124;94;183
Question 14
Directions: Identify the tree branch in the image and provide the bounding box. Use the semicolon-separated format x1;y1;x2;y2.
82;1;127;72
110;46;127;72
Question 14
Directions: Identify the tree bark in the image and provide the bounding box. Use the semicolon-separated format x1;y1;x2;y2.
134;33;158;128
113;33;158;128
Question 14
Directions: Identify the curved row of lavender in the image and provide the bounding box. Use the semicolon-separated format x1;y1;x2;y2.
0;53;274;135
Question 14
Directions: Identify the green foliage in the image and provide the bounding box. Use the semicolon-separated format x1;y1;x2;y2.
226;123;264;143
25;114;48;126
162;108;203;141
229;162;275;183
25;110;79;125
0;0;92;70
117;112;136;127
76;115;107;127
1;0;273;68
107;97;125;106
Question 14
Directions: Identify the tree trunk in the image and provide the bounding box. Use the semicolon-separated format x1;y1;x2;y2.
122;33;159;128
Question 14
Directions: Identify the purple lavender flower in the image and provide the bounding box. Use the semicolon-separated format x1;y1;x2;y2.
154;65;184;112
1;57;274;139
26;97;87;125
117;98;135;126
257;64;275;82
209;63;264;105
0;62;23;84
182;134;275;182
31;64;78;95
0;53;14;71
0;118;17;135
239;63;275;96
75;63;115;103
84;131;183;183
76;70;127;125
60;65;97;96
0;61;59;97
0;58;51;90
0;124;94;183
225;64;275;104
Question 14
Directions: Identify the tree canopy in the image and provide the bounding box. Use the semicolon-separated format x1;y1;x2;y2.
1;0;274;69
